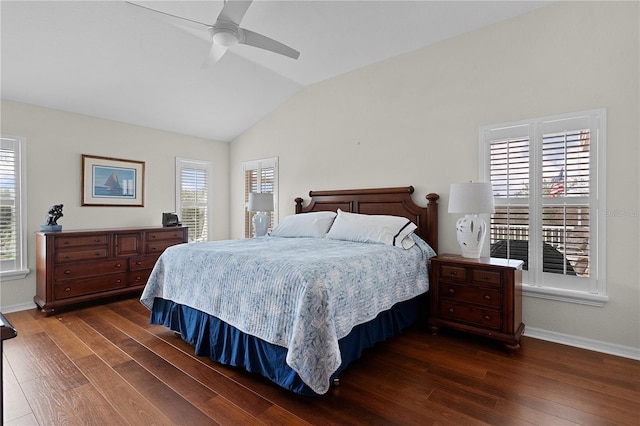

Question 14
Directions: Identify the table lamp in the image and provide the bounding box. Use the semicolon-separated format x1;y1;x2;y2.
448;182;495;258
248;192;274;237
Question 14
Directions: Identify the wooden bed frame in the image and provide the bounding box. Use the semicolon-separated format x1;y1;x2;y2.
295;186;439;252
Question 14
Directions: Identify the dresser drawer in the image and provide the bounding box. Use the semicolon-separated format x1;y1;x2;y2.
54;274;127;299
129;254;161;271
54;259;126;281
440;265;466;281
55;248;108;263
439;282;502;308
146;230;186;241
472;269;501;286
440;301;502;330
146;240;183;254
54;234;108;248
128;269;152;287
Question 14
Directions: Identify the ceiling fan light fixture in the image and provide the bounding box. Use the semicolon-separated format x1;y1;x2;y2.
212;29;239;47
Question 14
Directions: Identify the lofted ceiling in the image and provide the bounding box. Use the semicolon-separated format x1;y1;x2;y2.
1;1;550;142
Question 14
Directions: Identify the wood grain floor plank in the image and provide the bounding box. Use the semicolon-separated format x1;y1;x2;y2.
113;359;217;425
73;353;175;426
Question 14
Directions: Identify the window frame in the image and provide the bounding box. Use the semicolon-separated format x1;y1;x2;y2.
479;109;607;306
175;157;212;243
0;134;29;281
243;157;278;238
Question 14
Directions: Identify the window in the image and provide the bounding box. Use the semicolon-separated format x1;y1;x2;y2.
176;158;211;242
243;157;278;238
1;135;29;280
480;109;607;306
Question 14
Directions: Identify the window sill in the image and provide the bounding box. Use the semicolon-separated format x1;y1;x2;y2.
523;283;608;307
0;269;30;281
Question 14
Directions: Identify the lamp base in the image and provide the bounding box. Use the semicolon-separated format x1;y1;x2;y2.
252;212;270;237
455;214;487;258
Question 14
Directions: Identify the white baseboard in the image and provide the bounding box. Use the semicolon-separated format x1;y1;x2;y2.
1;301;37;314
525;326;640;361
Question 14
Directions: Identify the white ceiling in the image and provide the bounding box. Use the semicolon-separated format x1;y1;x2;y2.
1;1;550;142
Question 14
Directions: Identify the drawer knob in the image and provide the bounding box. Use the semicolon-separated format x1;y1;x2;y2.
448;308;454;313
115;263;122;268
64;255;70;259
450;271;457;276
64;287;71;292
448;288;455;294
94;238;101;242
135;276;142;281
64;270;71;275
136;261;142;265
484;315;491;321
151;235;157;239
95;252;101;256
63;241;70;245
484;295;491;300
115;279;121;284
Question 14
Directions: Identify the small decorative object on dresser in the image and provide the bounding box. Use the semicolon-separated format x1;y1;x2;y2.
35;226;187;315
429;254;525;351
40;203;64;232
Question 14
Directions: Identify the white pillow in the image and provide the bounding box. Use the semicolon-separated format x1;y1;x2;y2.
270;211;337;238
326;209;417;249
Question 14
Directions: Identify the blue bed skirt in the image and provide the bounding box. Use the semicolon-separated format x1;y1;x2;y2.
150;295;424;396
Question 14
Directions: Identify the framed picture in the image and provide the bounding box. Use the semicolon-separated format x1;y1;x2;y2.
82;154;145;207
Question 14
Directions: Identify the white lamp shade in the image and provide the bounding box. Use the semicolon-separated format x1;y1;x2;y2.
248;192;274;212
448;182;495;214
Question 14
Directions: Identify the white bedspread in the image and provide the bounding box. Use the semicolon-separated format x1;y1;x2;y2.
140;236;434;394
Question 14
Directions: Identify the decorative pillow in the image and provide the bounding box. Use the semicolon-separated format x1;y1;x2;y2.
270;211;337;238
326;209;417;248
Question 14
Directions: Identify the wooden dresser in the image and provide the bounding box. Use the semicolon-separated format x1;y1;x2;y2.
35;226;188;315
429;254;525;351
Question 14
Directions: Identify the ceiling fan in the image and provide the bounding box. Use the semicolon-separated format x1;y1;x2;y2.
126;0;300;67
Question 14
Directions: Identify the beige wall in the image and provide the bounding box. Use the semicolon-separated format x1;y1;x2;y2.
0;100;230;310
230;2;640;351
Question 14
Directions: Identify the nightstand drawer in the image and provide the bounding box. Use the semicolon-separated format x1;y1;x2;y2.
472;269;501;286
439;282;502;308
440;265;466;281
440;302;502;330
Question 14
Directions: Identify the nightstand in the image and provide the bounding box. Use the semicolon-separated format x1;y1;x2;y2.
429;254;525;351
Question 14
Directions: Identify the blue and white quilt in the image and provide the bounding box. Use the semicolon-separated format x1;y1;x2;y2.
140;235;434;394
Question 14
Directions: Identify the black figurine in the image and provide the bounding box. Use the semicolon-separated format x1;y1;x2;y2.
45;204;64;225
40;204;64;231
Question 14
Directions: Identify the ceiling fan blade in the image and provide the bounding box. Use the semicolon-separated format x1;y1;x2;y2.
202;43;229;68
125;2;211;28
239;28;300;60
217;0;253;25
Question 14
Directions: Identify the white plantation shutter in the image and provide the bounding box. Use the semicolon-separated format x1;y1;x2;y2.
176;158;211;242
243;158;278;238
480;110;606;305
0;135;29;280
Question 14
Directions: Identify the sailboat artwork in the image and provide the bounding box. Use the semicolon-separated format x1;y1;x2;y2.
92;166;136;198
82;155;145;207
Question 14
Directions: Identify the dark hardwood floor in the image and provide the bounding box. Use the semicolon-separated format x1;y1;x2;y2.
3;297;639;425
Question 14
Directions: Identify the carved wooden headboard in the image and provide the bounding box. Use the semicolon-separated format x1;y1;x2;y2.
295;186;439;253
